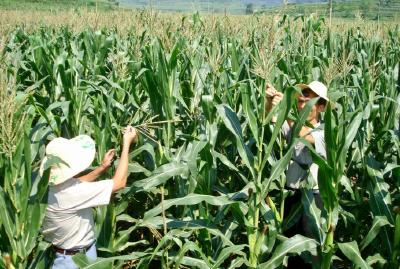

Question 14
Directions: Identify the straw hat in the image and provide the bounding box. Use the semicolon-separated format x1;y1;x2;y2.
297;81;329;102
39;135;96;185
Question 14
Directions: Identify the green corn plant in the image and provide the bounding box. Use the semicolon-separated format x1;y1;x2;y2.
0;13;399;269
0;74;50;268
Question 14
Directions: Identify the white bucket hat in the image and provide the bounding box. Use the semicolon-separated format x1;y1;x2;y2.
297;81;329;102
39;135;96;185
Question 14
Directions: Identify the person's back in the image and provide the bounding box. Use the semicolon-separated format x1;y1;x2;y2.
42;178;113;250
40;126;138;269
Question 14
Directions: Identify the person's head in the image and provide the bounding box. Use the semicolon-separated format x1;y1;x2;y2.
40;135;96;185
296;81;329;123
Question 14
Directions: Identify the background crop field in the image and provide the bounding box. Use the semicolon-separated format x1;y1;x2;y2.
0;2;399;269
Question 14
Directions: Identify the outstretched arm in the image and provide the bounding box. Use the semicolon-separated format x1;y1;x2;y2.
78;149;115;182
112;126;138;192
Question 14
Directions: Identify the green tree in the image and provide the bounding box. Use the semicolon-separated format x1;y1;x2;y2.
245;3;254;14
360;0;374;18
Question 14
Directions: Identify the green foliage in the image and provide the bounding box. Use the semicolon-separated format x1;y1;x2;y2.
0;14;399;269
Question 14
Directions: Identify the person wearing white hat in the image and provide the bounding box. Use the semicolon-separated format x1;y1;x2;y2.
265;81;329;267
40;126;138;269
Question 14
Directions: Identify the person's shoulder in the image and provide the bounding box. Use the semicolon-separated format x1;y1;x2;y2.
52;178;83;194
61;178;81;187
71;179;114;192
309;123;324;144
313;122;324;134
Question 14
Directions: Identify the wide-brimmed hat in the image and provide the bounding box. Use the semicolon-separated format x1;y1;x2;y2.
39;135;96;185
297;81;329;102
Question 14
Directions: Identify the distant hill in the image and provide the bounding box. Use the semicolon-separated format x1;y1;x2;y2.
119;0;400;19
119;0;325;10
119;0;330;14
1;0;399;19
0;0;118;11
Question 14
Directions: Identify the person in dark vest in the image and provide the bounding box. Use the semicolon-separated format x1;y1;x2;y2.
266;81;329;267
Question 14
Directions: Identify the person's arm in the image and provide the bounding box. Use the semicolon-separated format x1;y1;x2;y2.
265;83;284;123
299;126;315;144
112;126;138;192
265;83;283;112
78;149;115;182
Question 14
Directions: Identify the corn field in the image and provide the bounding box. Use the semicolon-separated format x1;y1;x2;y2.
0;12;399;269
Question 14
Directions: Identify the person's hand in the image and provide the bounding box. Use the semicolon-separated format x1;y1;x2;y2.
101;149;116;169
122;126;139;146
266;83;277;99
266;83;284;109
271;91;283;107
